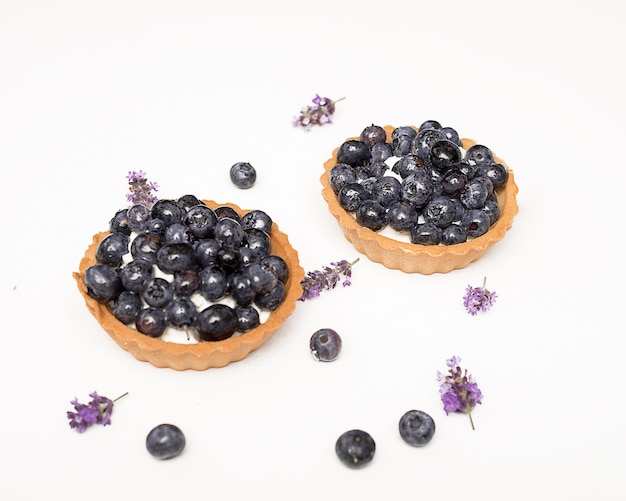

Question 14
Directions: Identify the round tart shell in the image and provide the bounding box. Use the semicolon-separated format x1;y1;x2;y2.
321;125;519;274
74;200;304;370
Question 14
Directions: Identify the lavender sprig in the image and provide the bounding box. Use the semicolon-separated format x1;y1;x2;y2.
67;391;128;433
126;170;159;209
292;95;345;130
436;356;483;430
463;276;497;315
299;258;359;301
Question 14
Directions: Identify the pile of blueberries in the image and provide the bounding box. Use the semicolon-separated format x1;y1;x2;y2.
83;195;289;342
329;121;509;245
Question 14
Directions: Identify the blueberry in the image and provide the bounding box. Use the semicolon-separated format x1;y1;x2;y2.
120;257;154;293
230;162;257;189
130;232;162;264
368;160;389;177
482;194;501;225
199;264;228;302
310;328;342;362
146;424;185;460
392;134;414;157
240;209;273;233
359;124;387;148
475;161;508;189
401;172;434;208
387;201;419;232
462;209;491;238
165;297;197;328
244;228;271;257
392;154;426;179
163;222;194;244
329;163;357;194
234;305;260;332
335;430;376;468
127;204;151;232
423;195;456;228
411;128;446;161
216;246;241;272
338;183;369;212
147;217;166;236
176;194;202;212
95;233;129;267
371;176;402;207
142;277;174;308
261;255;289;283
136;307;167;337
172;269;201;296
151;199;184;226
112;291;142;324
84;264;123;302
213;217;245;248
441;224;467;245
195;304;238;341
418;119;441;131
156;243;197;274
429;139;463;172
109;209;131;236
459;179;489;210
336;140;370;167
441;126;462;146
465;144;494;166
246;262;278;294
410;222;442;245
254;280;285;311
184;204;218;239
228;268;256;306
398;410;435;446
194;238;222;268
369;142;393;164
356;200;387;232
441;169;467;197
214;205;241;222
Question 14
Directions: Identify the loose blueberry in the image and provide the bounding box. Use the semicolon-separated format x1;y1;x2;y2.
398;410;435;446
335;430;376;468
230;162;257;189
310;328;342;362
146;424;185;460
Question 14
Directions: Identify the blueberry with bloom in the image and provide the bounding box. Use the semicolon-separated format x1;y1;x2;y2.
463;277;497;315
292;95;345;130
299;258;359;301
67;391;128;433
437;356;483;430
126;170;159;209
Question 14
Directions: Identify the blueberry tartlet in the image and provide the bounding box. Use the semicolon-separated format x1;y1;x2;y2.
74;199;304;370
321;123;519;274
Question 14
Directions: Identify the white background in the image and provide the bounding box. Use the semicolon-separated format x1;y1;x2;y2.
1;1;624;500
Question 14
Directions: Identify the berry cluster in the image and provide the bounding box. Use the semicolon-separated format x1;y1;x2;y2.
83;195;289;342
329;121;509;245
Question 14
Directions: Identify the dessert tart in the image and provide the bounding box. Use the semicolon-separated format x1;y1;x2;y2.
321;124;519;274
74;200;304;370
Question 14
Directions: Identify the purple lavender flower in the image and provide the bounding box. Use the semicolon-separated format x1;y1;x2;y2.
463;277;497;315
67;391;128;433
292;95;345;130
436;356;483;430
126;170;159;209
299;258;359;301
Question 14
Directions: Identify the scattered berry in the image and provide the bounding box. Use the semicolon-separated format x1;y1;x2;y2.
230;162;257;189
146;424;186;459
398;410;436;446
335;430;376;468
310;328;342;361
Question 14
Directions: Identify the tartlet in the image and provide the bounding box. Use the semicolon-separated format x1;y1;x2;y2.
74;200;304;370
321;125;519;274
